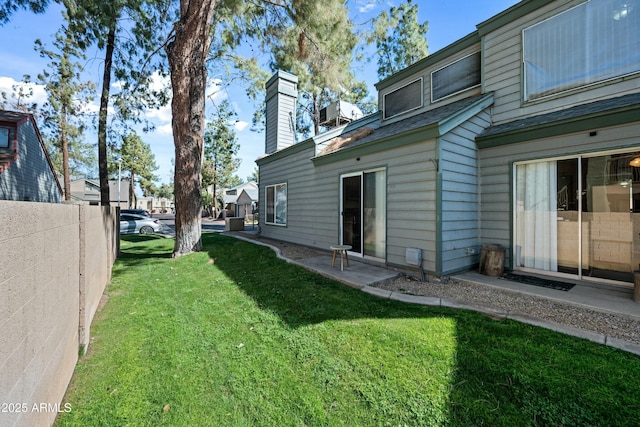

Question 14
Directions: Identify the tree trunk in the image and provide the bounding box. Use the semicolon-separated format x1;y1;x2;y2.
129;171;135;208
61;108;71;201
313;94;320;136
167;0;216;257
98;20;117;206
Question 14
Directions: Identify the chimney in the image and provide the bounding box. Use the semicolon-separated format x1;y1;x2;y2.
265;70;298;154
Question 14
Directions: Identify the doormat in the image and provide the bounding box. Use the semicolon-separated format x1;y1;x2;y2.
501;272;575;292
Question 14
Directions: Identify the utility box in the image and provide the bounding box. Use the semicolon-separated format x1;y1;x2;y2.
225;217;245;231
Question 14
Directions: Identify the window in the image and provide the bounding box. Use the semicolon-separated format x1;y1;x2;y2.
0;128;9;148
265;183;287;225
514;150;640;284
523;0;640;101
383;78;423;119
431;52;481;102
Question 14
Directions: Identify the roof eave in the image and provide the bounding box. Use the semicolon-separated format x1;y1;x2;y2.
476;103;640;149
312;93;494;165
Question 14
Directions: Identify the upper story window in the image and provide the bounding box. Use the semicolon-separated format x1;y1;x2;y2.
0;127;9;148
523;0;640;101
383;78;423;119
431;52;481;102
265;183;287;225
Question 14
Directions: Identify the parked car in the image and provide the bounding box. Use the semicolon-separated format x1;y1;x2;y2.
121;208;151;217
119;213;162;234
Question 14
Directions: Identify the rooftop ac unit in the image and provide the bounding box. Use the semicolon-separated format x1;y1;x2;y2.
319;101;363;128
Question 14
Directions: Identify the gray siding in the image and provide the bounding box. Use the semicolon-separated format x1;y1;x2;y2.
482;0;640;125
478;121;640;269
265;71;298;154
260;137;439;272
439;108;492;274
378;42;482;127
0;121;61;203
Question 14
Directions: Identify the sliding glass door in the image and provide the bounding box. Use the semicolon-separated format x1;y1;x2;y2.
515;150;640;284
341;169;386;259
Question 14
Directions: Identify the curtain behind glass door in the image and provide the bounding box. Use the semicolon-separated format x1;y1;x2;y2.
515;161;558;271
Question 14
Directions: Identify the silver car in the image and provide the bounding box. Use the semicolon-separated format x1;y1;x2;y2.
119;213;162;234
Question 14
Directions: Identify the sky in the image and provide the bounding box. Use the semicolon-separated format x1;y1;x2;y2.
0;0;521;186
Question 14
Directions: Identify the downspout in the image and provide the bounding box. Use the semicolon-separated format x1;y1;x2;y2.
435;137;443;276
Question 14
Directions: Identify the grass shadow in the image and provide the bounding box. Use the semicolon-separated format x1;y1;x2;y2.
203;233;436;328
202;233;640;424
116;234;174;269
82;232;640;426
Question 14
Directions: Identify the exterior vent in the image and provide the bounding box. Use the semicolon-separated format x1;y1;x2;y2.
406;247;426;281
319;101;363;129
405;247;422;266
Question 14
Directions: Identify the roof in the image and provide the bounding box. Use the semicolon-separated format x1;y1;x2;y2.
223;181;258;204
0;110;63;197
316;94;494;157
0;110;32;124
477;92;640;148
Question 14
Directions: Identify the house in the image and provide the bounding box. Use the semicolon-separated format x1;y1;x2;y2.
69;178;100;204
0;110;62;202
257;0;640;288
136;196;174;213
221;181;258;218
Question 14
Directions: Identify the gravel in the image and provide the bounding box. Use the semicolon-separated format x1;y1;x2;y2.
231;232;640;349
379;274;640;346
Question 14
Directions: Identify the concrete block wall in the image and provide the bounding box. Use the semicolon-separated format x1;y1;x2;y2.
0;201;118;427
78;206;118;351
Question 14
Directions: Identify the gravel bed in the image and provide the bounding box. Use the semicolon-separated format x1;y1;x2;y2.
231;232;640;348
379;274;640;346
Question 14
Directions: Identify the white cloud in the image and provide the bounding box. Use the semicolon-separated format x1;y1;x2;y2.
356;0;378;14
156;123;173;135
206;78;227;106
146;104;172;123
148;71;171;92
0;76;48;107
234;120;250;132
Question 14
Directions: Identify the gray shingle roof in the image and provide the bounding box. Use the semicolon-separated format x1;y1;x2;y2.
321;94;488;154
479;92;640;138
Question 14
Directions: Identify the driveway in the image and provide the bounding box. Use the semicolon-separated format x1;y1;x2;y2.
153;214;254;236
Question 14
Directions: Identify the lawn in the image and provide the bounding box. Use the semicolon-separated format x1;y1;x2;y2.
56;233;640;426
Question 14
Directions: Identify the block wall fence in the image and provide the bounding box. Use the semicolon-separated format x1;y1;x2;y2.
0;201;118;427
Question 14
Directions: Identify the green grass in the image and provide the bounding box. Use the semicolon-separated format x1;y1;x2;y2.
56;233;640;426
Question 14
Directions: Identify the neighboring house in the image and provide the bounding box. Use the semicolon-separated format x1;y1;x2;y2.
0;110;62;202
221;181;258;218
257;0;640;289
136;196;174;213
69;178;101;204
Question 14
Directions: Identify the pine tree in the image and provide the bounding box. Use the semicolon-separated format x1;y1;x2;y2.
111;132;158;208
203;100;241;218
369;0;429;80
36;11;95;200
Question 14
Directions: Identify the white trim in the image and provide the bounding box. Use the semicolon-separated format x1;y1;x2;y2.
513;147;640;286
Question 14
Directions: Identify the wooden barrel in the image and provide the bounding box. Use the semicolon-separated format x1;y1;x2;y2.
479;244;505;277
